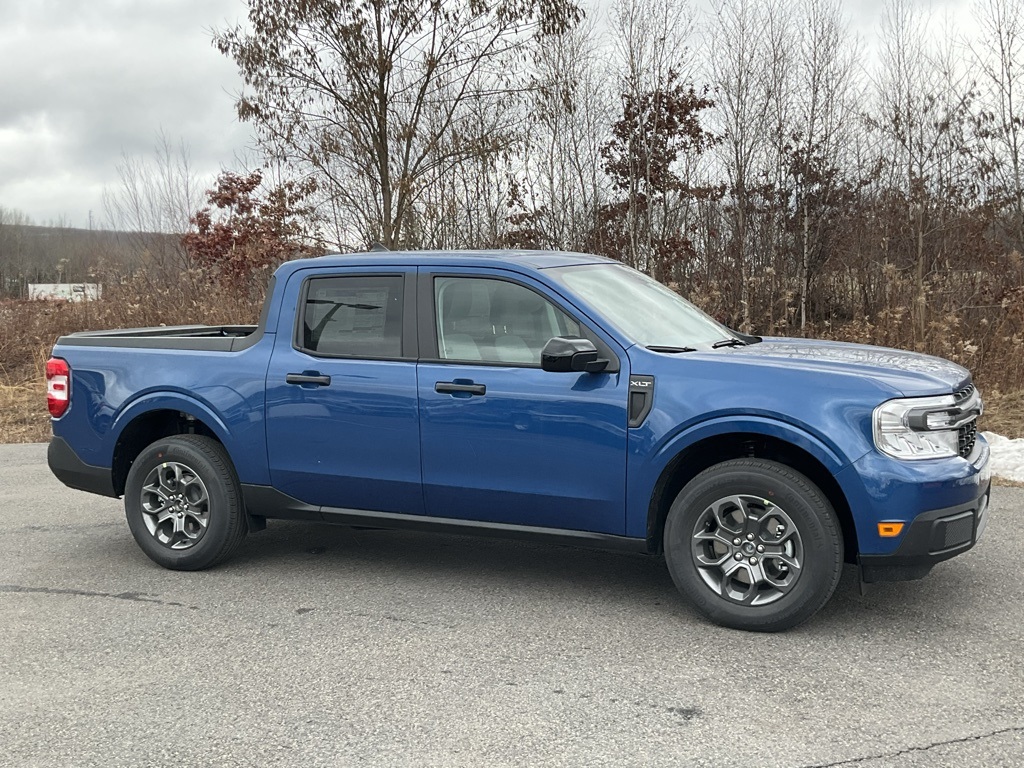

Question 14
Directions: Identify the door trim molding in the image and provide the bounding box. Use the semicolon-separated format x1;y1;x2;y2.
241;484;649;553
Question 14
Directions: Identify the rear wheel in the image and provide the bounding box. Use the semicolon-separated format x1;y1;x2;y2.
124;435;247;570
664;459;843;632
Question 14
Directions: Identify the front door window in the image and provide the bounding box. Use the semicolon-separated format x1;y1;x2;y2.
434;277;580;365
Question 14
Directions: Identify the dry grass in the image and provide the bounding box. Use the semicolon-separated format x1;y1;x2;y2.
0;272;263;446
0;379;49;444
0;273;262;381
980;389;1024;439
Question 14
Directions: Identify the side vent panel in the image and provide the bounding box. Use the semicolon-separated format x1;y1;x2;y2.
628;375;655;428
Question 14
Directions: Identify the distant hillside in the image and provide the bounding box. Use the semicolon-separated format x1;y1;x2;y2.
0;224;180;298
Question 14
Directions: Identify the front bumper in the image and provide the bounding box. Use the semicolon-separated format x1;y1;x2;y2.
859;488;990;582
838;435;991;582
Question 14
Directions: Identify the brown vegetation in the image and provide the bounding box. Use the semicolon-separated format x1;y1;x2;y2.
2;274;1022;444
0;379;47;443
980;390;1024;438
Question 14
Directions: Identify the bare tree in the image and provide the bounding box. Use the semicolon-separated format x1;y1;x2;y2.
102;131;204;273
789;0;857;331
410;69;524;250
708;0;776;331
508;17;612;252
215;0;583;250
972;0;1024;251
871;0;976;339
756;0;797;331
0;207;32;298
605;0;697;272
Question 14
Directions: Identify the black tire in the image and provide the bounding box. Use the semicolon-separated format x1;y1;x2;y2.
124;434;247;570
663;459;842;632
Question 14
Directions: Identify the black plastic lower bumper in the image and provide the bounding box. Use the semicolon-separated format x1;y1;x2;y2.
859;484;991;583
47;437;118;498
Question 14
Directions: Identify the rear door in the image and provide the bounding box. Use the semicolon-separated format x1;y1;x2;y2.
265;266;422;513
416;267;630;534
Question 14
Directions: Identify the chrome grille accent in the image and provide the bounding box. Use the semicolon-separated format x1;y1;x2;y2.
958;420;977;458
953;383;975;404
955;381;978;458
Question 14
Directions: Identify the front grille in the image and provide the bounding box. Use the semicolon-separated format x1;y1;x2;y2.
954;381;978;458
958;420;977;458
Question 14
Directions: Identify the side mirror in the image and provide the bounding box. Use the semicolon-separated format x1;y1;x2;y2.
540;337;609;374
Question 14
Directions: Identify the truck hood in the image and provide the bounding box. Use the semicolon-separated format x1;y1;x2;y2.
714;338;970;396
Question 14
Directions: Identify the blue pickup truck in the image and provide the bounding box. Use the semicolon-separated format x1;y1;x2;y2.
46;250;991;631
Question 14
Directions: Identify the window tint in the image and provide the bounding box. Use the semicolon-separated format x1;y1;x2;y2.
301;275;404;358
435;277;580;365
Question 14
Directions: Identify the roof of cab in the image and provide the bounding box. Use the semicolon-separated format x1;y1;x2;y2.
275;249;615;278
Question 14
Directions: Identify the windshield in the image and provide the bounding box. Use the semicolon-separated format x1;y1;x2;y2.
549;263;734;349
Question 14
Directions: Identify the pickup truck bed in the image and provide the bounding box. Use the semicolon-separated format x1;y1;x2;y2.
58;325;261;351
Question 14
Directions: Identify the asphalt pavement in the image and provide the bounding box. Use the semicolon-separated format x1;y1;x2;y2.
1;442;1022;767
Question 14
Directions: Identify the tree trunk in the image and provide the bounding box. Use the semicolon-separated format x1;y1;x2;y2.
914;204;926;343
801;203;810;334
373;5;394;248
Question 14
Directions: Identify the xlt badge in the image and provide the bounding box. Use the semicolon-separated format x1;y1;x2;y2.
628;375;655;428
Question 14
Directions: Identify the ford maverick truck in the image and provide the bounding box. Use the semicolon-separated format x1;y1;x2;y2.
46;250;991;631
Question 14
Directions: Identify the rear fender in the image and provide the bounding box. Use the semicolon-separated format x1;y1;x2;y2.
107;392;265;484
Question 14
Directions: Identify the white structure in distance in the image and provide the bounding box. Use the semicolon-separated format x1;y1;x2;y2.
28;283;103;302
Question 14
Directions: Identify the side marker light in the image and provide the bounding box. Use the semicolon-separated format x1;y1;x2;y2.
878;522;905;537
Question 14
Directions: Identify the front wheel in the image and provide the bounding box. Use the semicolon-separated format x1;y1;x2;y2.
124;435;247;570
664;459;843;632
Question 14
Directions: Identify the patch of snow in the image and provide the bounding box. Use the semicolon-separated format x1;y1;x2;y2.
982;432;1024;484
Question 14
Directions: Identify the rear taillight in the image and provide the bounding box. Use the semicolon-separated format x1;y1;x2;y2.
46;357;70;418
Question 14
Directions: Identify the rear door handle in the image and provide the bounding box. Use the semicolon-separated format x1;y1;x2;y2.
435;381;486;396
286;373;331;386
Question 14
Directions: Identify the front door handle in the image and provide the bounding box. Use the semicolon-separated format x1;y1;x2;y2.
435;381;486;396
286;373;331;386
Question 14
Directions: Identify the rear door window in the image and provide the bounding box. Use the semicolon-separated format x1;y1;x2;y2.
300;275;404;358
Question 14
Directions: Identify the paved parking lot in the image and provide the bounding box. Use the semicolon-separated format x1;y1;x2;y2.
1;442;1022;767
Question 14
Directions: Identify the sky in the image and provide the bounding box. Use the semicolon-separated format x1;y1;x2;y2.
0;0;251;228
0;0;978;230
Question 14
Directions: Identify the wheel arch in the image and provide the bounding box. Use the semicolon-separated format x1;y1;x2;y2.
646;432;858;563
111;401;229;497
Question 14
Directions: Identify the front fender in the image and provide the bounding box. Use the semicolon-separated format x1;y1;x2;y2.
625;415;865;539
653;415;853;474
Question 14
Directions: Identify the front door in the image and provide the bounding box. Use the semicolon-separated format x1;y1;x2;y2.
417;269;629;534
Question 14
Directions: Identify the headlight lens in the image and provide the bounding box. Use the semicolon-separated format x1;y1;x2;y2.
873;395;961;460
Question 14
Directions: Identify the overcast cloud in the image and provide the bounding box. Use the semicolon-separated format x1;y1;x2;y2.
0;0;250;228
0;0;976;230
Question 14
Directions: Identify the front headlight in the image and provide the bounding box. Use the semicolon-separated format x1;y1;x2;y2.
873;395;962;460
